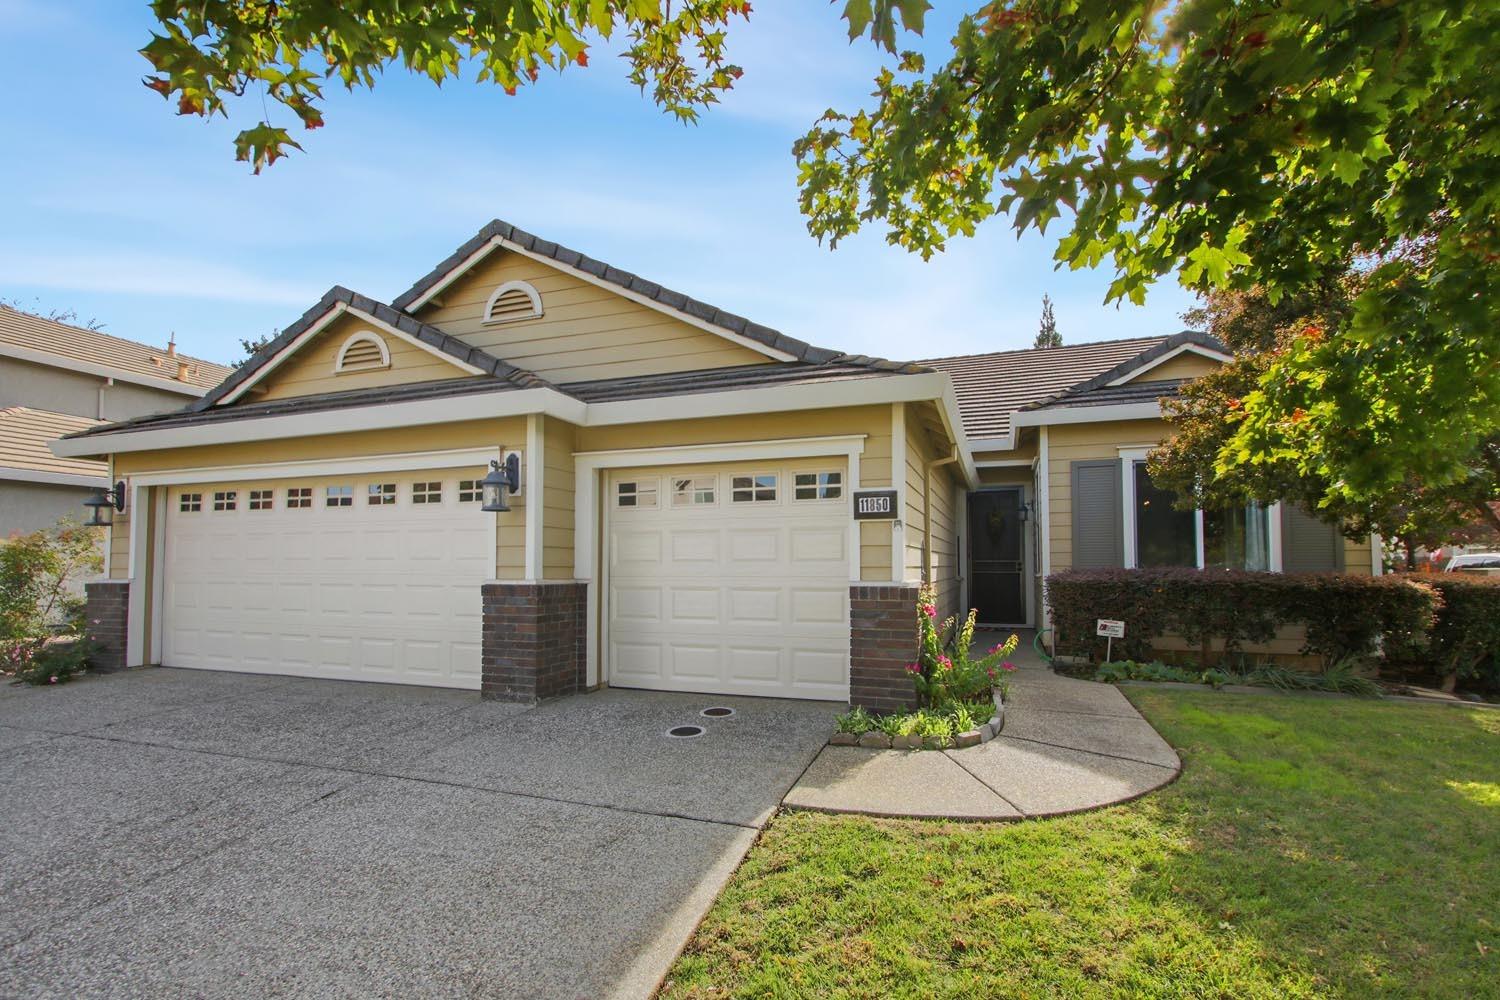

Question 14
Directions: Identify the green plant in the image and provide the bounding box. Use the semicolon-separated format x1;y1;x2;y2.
913;711;954;747
877;713;908;739
0;521;104;685
1199;669;1233;689
834;705;877;735
1403;574;1500;693
9;637;95;687
911;585;1019;707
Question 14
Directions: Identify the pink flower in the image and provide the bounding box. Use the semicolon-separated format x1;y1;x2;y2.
49;676;58;684
938;655;953;671
1001;661;1018;672
920;603;937;618
904;661;922;674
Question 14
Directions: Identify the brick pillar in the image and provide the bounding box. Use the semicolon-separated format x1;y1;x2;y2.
481;582;587;703
849;584;920;713
84;580;130;673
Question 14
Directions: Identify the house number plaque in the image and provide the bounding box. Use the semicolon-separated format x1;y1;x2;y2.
852;489;898;520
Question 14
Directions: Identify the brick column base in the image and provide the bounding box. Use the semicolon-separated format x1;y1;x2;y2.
84;581;130;673
481;582;587;703
849;584;920;713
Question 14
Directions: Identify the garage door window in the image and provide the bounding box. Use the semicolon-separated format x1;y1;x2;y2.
616;479;658;509
287;487;312;509
248;489;273;511
326;485;353;508
179;493;202;513
412;481;442;504
794;471;842;501
368;483;396;506
458;480;482;503
731;473;777;503
672;476;716;507
212;491;237;512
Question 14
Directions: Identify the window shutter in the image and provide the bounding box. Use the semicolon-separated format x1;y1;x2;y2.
1280;505;1344;572
1071;460;1123;568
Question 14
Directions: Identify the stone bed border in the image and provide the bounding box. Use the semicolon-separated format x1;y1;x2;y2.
829;687;1006;751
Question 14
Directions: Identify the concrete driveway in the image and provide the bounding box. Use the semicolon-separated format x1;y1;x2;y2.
0;669;837;998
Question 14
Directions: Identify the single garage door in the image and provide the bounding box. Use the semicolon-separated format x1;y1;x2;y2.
162;469;493;688
605;459;850;701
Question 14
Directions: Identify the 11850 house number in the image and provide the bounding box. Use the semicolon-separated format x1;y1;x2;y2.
852;490;898;520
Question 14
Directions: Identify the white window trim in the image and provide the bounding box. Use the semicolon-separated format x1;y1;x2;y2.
729;471;779;503
613;477;660;510
1120;447;1283;571
792;469;843;502
482;280;544;325
670;474;720;507
334;331;392;373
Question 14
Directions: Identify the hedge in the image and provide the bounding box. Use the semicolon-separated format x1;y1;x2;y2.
1046;568;1438;667
1396;574;1500;692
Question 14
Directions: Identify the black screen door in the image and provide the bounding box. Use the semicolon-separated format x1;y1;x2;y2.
969;488;1026;625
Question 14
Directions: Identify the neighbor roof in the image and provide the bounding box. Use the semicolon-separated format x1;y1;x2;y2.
921;336;1170;440
1019;330;1229;412
391;218;845;365
0;307;232;393
0;406;107;479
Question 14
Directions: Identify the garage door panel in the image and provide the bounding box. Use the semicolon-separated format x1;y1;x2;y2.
788;587;847;626
668;644;721;681
789;527;846;565
791;647;847;688
610;642;664;686
668;531;720;565
667;587;720;625
612;586;662;624
724;646;782;684
727;530;778;563
725;587;780;625
163;470;488;689
613;529;662;569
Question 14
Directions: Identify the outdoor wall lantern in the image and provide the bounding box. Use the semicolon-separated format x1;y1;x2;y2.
84;481;127;527
481;454;521;512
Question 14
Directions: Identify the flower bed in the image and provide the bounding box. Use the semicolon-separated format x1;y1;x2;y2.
831;585;1019;751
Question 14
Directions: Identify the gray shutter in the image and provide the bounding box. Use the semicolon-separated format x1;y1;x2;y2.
1281;505;1345;572
1071;460;1123;568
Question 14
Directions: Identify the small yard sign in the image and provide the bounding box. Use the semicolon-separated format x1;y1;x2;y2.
852;489;898;520
1096;618;1125;661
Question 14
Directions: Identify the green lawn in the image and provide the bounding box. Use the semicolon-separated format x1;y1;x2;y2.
660;691;1499;998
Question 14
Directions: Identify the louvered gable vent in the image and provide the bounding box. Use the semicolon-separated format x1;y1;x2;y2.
334;331;390;372
483;280;543;325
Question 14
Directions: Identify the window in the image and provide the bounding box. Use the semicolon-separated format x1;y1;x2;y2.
616;480;659;509
482;280;543;325
1131;462;1195;567
412;481;442;504
1204;502;1272;571
334;331;390;373
212;491;237;512
326;485;353;507
794;471;842;501
248;489;273;511
178;492;202;512
458;480;483;503
368;483;396;505
732;473;777;503
287;487;312;509
672;476;716;507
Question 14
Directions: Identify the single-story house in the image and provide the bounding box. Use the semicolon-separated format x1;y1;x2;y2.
1;306;232;537
54;220;1378;710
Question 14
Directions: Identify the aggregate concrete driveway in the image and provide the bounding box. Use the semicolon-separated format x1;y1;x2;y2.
0;669;838;999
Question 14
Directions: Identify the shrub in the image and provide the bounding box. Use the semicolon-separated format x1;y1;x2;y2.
1403;574;1500;693
1047;568;1437;667
1;521;104;685
834;705;877;735
912;584;1018;705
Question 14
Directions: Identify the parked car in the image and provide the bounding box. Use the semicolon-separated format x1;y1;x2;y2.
1443;552;1500;574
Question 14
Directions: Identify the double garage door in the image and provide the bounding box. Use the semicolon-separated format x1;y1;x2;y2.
162;468;492;689
605;459;851;701
161;458;852;701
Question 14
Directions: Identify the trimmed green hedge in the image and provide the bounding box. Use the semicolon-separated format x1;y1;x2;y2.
1046;568;1438;667
1397;574;1500;692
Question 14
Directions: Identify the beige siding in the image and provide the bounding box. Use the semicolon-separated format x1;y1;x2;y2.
418;250;769;382
1047;419;1166;572
256;313;471;402
1124;352;1222;383
899;403;962;618
542;415;577;580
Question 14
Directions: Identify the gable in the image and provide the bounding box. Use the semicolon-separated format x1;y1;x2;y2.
1118;350;1223;384
252;311;479;403
414;248;770;384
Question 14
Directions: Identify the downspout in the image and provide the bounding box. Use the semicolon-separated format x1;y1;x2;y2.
924;446;959;594
97;376;114;420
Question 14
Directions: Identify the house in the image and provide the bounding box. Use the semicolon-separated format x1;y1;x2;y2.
0;307;233;536
52;220;1376;710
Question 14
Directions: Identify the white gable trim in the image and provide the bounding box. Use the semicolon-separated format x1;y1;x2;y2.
1012;401;1163;427
1105;343;1232;386
220;302;485;405
404;235;799;363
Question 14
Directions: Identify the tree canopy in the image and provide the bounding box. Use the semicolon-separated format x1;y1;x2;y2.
1034;293;1061;348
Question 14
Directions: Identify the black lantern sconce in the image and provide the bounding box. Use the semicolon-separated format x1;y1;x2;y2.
481;453;522;512
84;481;127;527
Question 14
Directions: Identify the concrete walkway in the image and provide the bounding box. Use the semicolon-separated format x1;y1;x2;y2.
784;631;1181;821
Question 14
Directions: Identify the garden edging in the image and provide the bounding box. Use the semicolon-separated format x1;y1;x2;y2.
830;686;1006;750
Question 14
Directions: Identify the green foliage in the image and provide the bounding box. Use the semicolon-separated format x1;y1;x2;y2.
143;0;755;171
1401;574;1500;692
1094;657;1381;697
1047;568;1437;667
7;637;95;687
833;704;877;735
1033;293;1061;349
1;522;104;686
912;584;1018;705
797;1;1500;522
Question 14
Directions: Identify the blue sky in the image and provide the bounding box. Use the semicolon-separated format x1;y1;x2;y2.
0;0;1196;367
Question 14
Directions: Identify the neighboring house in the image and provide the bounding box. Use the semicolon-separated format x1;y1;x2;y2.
53;220;1375;709
0;307;232;536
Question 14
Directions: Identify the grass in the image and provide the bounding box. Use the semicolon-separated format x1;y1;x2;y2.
660;690;1500;998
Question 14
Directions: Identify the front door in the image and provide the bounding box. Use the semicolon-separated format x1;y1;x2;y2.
969;488;1026;625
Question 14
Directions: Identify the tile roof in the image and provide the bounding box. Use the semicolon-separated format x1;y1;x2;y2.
920;335;1171;440
0;306;232;392
390;219;847;365
189;287;556;412
1028;378;1190;410
561;359;923;403
1019;330;1228;412
0;406;107;478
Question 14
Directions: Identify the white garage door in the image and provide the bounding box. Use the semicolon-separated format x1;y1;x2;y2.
162;469;493;689
605;460;850;701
